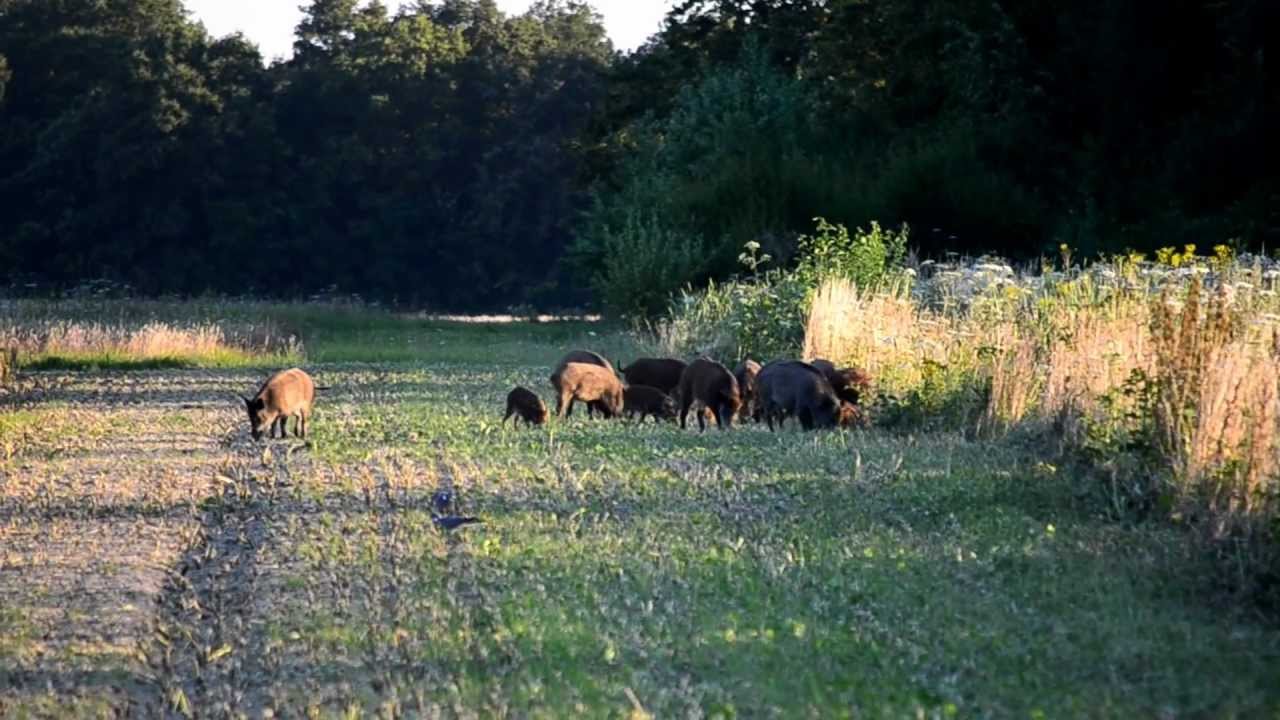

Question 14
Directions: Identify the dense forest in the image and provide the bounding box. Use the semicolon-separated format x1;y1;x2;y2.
0;0;1274;311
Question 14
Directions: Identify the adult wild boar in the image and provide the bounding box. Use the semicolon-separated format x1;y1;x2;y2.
550;362;624;419
620;358;686;396
756;361;839;431
733;359;762;421
243;367;315;440
623;385;677;423
677;358;741;431
554;350;617;417
503;386;548;427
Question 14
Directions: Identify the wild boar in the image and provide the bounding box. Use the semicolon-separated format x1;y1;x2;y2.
550;362;624;419
811;358;872;405
554;350;617;417
677;358;741;431
620;358;687;396
243;367;315;440
503;386;548;427
838;400;868;428
756;361;839;431
623;385;678;423
733;359;762;421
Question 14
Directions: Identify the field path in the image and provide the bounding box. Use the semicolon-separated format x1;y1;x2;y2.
0;369;283;714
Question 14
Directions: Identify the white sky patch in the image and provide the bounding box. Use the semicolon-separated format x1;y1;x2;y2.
184;0;671;62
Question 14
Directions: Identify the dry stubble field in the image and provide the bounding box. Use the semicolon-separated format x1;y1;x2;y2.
1;316;1278;718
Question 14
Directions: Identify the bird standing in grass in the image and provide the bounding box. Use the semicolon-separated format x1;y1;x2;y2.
430;488;481;531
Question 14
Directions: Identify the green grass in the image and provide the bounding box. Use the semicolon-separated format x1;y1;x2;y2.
246;324;1277;717
3;314;1278;716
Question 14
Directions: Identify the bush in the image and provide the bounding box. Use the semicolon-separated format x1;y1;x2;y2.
590;211;709;318
796;218;908;289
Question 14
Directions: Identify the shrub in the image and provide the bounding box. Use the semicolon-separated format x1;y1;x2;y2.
796;218;908;289
590;211;709;318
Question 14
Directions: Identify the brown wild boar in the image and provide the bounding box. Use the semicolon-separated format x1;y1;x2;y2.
550;362;624;419
503;386;548;427
623;385;678;423
620;358;686;396
243;367;315;440
677;358;741;431
811;358;872;405
756;361;839;431
837;400;868;428
733;359;762;421
554;350;616;417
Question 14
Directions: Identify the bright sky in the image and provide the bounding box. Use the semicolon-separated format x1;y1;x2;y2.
184;1;671;62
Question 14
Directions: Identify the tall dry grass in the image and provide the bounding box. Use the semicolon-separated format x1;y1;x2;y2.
0;317;302;367
806;274;1280;569
802;278;974;393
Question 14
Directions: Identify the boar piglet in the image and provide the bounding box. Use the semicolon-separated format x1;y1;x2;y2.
503;386;548;427
623;385;677;423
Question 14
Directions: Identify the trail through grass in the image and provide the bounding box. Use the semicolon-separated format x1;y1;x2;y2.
0;319;1276;717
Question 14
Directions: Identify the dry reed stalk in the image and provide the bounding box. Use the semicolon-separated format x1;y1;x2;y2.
1040;305;1153;421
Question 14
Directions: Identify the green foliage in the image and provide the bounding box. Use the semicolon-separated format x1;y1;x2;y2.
663;270;811;361
591;211;708;318
796;218;908;289
0;0;610;309
874;360;990;434
1079;369;1164;517
574;41;829;307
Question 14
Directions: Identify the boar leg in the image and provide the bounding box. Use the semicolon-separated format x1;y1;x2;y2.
558;389;574;419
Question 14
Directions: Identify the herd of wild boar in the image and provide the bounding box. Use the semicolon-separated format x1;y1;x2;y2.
242;351;870;440
504;350;870;432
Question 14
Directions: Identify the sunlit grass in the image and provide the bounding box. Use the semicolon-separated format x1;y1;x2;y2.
3;310;1278;717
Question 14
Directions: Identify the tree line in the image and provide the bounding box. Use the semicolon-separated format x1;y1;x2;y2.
1;0;1274;312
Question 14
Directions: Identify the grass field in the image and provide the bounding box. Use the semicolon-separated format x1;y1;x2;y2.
1;314;1278;718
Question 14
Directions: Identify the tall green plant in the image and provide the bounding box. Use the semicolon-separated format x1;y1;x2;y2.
796;218;908;289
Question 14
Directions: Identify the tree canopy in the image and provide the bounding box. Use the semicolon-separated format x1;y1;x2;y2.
0;0;1273;311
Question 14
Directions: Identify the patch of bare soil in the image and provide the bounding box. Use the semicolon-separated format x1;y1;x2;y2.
0;370;273;714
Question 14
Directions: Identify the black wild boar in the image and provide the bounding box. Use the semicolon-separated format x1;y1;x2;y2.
677;358;741;431
756;361;839;431
503;386;548;427
623;385;678;423
620;358;686;396
554;350;617;417
550;362;624;419
243;367;315;440
733;359;762;421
